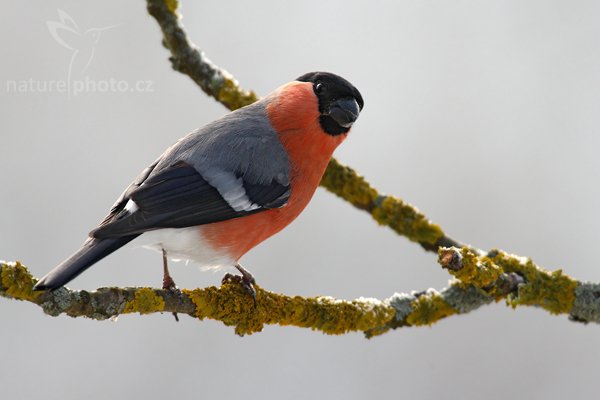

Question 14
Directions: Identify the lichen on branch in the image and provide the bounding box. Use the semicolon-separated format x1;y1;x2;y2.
146;0;257;111
0;261;494;336
3;260;598;335
437;247;600;322
1;261;397;336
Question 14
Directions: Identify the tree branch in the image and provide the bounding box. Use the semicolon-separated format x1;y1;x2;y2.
0;261;493;336
3;258;598;336
438;247;600;321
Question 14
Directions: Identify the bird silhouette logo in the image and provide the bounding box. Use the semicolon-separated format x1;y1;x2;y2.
47;9;118;82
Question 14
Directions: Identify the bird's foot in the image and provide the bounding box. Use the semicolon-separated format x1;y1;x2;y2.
163;273;177;292
162;278;181;322
222;263;257;304
162;280;181;322
162;250;180;322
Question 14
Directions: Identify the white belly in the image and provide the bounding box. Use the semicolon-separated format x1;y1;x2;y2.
129;227;235;270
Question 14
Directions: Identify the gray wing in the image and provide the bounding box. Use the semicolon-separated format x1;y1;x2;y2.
91;101;290;239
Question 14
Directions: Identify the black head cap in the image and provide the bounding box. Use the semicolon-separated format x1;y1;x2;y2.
297;72;364;136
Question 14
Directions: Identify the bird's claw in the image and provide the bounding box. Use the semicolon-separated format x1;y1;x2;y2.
162;274;177;292
162;273;180;322
221;272;257;305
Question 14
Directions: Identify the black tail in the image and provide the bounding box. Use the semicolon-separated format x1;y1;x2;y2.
34;235;139;291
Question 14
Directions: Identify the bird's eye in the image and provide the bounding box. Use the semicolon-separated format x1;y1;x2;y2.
315;82;325;94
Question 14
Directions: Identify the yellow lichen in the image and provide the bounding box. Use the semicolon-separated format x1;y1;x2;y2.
163;0;178;14
406;292;457;326
449;248;503;289
514;269;578;314
184;284;395;336
184;284;260;335
371;196;444;245
0;261;40;302
123;288;165;314
490;250;578;314
320;159;444;245
217;78;258;111
269;295;395;335
320;158;379;209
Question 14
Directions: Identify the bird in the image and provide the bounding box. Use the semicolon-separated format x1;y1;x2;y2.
33;71;364;299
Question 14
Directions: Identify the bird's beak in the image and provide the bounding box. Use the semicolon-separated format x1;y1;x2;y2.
325;98;360;128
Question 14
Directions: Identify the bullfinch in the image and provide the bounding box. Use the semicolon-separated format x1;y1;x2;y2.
34;71;364;296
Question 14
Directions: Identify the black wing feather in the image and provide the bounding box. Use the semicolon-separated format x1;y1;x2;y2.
91;162;289;239
243;180;290;208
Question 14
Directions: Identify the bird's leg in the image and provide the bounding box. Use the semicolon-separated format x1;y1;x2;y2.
162;249;180;322
221;262;257;304
162;249;177;290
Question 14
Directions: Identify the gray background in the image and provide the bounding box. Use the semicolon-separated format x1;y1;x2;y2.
2;1;600;399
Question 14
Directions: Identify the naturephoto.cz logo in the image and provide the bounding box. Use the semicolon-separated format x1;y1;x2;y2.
6;9;154;96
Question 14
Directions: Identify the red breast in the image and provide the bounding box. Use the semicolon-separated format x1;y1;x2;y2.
201;81;347;260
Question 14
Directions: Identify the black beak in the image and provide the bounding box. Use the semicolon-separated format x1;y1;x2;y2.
326;98;360;128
